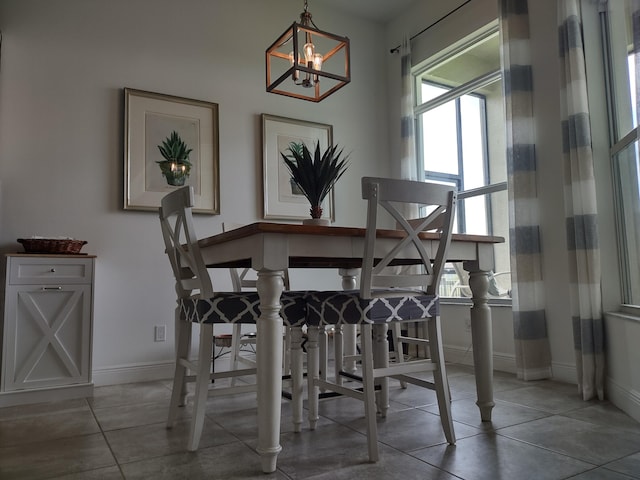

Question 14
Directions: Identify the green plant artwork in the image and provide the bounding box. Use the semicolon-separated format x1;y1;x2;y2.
281;141;349;219
156;131;193;186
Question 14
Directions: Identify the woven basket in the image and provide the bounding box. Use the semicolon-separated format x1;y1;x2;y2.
17;238;88;254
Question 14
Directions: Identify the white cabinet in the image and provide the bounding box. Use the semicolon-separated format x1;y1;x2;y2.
0;254;95;406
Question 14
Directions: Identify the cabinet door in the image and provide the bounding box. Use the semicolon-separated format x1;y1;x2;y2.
2;284;91;391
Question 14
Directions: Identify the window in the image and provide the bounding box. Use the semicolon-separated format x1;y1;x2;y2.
601;0;640;305
413;23;510;297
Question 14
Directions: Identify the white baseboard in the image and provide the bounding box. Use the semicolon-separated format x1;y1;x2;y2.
444;344;517;374
92;361;174;386
444;344;577;384
606;377;640;424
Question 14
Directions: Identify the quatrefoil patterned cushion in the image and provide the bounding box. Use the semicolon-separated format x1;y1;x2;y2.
180;291;307;326
305;290;439;326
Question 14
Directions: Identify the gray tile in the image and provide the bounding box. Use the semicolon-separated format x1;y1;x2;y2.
0;433;116;479
498;415;640;464
275;421;378;477
603;452;640;479
302;450;460;480
93;400;183;431
207;398;307;442
412;432;594;480
372;408;481;453
104;417;235;464
0;406;101;447
0;397;89;421
88;381;172;409
566;467;639;479
421;397;551;430
48;465;125;479
120;442;287;479
563;402;640;434
316;392;410;425
494;383;591;414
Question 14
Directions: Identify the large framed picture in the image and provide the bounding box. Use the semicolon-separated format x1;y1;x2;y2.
262;114;334;221
124;88;220;213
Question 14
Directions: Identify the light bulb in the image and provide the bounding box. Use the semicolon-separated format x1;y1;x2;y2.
303;42;315;64
313;53;323;71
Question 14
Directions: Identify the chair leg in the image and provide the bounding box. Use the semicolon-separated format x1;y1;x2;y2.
428;316;456;445
187;323;214;451
360;324;380;462
167;317;191;428
289;326;304;433
307;325;321;430
229;323;242;387
283;326;292;376
391;322;407;389
319;326;328;390
334;325;344;385
373;324;389;418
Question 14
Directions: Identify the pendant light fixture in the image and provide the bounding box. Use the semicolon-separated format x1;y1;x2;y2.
266;0;350;102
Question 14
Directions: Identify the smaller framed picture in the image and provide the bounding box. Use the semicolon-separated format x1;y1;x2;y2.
124;88;220;213
262;114;334;221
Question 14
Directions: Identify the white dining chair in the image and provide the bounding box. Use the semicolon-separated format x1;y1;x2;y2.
305;177;457;462
160;187;307;451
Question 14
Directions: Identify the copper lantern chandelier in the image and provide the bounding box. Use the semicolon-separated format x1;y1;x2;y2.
266;0;351;102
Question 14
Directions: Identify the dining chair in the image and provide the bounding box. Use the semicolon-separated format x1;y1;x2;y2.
305;177;457;462
159;186;307;451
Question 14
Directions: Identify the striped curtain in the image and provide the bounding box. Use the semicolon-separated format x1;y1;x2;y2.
500;0;552;380
558;0;604;401
400;35;417;182
399;35;419;222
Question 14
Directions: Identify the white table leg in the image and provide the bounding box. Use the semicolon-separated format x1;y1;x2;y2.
256;270;284;473
466;264;494;421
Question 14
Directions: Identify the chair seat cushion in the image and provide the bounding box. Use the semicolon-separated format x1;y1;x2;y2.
305;290;439;326
180;291;307;326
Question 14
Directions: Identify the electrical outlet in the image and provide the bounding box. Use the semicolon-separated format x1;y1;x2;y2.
154;325;166;342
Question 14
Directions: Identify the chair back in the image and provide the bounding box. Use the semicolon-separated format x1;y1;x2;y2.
360;177;457;298
159;186;214;299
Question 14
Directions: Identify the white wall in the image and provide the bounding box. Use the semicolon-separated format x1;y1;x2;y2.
0;0;390;383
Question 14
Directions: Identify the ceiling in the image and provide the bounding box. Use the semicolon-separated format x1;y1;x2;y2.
314;0;417;23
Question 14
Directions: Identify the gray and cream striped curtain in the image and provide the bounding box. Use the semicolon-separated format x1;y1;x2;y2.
500;0;552;380
558;0;604;401
400;35;417;183
399;35;419;222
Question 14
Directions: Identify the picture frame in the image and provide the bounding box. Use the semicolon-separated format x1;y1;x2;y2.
262;114;334;221
124;88;220;213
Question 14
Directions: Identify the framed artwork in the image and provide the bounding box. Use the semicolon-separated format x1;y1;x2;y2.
262;114;334;221
124;88;220;213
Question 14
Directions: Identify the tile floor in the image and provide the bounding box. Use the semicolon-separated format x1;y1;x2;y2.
1;360;640;479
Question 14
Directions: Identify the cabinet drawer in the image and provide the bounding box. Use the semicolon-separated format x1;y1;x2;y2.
8;257;93;285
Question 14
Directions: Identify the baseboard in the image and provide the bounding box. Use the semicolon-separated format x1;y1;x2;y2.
0;383;94;407
92;361;174;386
606;377;640;424
444;344;517;374
444;344;577;384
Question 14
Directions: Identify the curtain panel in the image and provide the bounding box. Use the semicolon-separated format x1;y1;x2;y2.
500;0;552;380
558;0;604;401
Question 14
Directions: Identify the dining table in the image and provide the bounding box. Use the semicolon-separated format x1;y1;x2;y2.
197;221;504;473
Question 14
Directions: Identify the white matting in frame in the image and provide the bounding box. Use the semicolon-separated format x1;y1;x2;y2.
262;114;334;221
124;88;220;213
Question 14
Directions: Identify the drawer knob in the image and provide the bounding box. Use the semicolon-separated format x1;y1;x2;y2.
50;268;56;273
